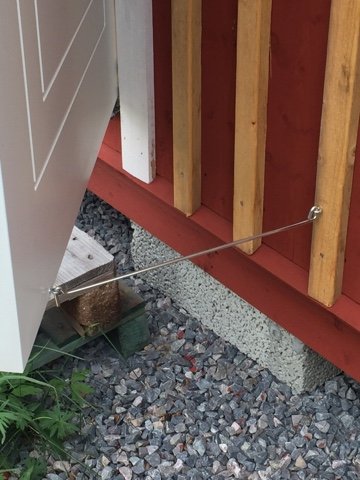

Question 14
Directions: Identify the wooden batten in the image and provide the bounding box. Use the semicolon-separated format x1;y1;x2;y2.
308;0;360;306
233;0;272;254
172;0;201;216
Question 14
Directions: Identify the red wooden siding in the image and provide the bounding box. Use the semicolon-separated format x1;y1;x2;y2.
151;0;331;266
94;0;360;377
264;0;330;269
201;0;237;222
343;133;360;304
152;0;173;183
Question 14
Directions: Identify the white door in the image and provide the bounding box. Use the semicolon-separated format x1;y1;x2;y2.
0;0;117;372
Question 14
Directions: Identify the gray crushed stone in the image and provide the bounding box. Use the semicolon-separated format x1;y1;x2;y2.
37;191;360;479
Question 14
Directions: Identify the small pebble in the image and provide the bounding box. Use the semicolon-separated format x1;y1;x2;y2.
32;192;360;480
295;455;307;469
118;466;132;480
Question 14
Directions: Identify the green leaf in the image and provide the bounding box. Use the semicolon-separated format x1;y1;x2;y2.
36;407;78;440
70;371;93;403
0;411;18;444
47;377;67;397
11;385;43;398
0;375;57;398
20;457;47;480
4;397;34;428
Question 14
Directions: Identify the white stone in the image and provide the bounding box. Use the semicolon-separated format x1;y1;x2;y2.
53;460;71;472
230;421;241;433
130;417;144;427
212;460;222;474
117;452;129;465
273;417;283;427
147;445;159;455
174;459;184;472
129;368;142;379
332;460;347;469
227;458;242;478
291;414;303;427
119;466;132;480
153;421;164;430
295;455;307;469
241;442;251;452
258;470;271;480
115;384;127;395
249;424;257;433
258;415;269;429
133;396;143;407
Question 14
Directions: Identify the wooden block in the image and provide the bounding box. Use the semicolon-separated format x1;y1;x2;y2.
27;280;146;372
172;0;202;216
233;0;272;254
47;226;115;308
308;0;360;306
61;282;122;336
117;313;150;358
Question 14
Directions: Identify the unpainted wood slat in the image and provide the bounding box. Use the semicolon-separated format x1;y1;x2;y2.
47;226;115;308
233;0;272;254
172;0;201;216
308;0;360;306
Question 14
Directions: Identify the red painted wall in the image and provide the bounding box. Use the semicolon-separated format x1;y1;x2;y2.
95;0;360;375
344;138;360;304
152;1;331;261
152;1;173;182
264;0;330;269
134;1;359;305
201;1;237;223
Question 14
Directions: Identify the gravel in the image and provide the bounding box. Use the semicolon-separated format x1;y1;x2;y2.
22;191;360;479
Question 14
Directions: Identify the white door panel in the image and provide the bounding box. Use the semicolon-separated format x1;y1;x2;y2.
18;0;107;186
35;0;92;91
0;0;117;372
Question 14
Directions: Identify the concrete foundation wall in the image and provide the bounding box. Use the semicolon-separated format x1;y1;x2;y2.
131;223;340;393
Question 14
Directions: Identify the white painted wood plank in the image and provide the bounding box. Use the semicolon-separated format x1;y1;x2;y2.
115;0;155;183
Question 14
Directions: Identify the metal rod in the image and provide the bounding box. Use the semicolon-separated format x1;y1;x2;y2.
49;205;322;304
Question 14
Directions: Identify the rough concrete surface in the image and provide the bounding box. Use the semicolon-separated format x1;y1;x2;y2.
131;223;340;393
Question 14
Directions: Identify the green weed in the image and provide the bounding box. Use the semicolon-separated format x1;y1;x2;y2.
0;363;94;478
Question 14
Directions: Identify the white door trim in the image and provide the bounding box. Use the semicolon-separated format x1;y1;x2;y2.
115;0;156;183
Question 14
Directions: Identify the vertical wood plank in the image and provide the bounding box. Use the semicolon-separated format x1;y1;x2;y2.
172;0;201;216
233;0;272;254
308;0;360;307
116;0;155;183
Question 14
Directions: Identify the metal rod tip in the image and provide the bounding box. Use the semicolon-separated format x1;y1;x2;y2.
49;286;64;308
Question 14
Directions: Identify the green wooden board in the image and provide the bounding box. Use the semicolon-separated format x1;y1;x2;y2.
41;308;79;346
27;281;148;372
